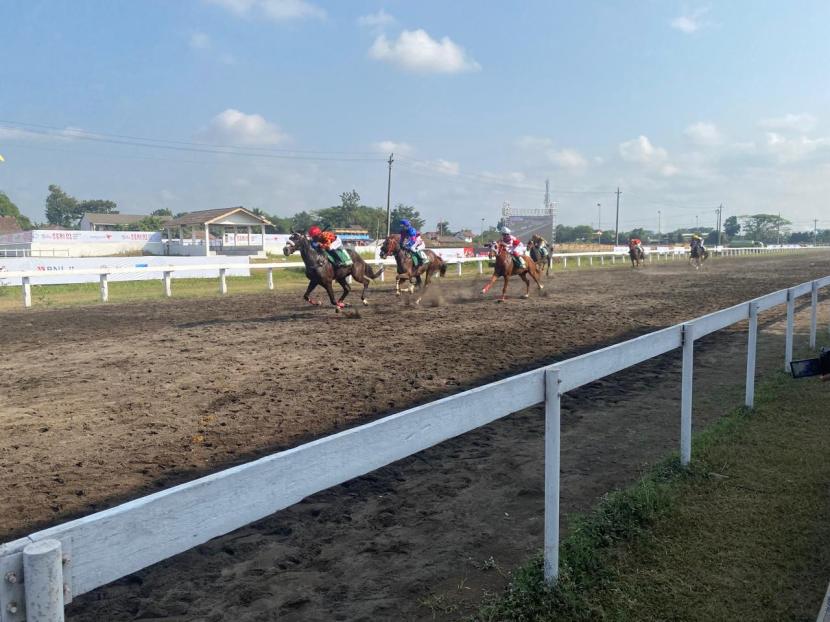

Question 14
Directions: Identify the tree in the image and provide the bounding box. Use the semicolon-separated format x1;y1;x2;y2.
78;199;117;214
436;220;451;236
291;211;316;232
723;215;740;239
45;185;79;228
0;191;33;230
268;215;293;233
571;225;595;241
152;208;173;217
390;204;425;232
739;214;791;244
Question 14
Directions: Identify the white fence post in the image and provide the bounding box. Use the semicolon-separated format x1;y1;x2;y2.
680;323;694;466
22;276;32;308
810;281;818;349
219;268;227;295
478;260;483;274
267;268;274;291
589;256;593;267
784;288;794;372
99;274;108;303
563;257;568;269
456;261;462;276
600;256;604;265
745;301;758;408
23;539;64;622
163;271;172;298
380;263;385;281
544;367;561;584
577;257;581;268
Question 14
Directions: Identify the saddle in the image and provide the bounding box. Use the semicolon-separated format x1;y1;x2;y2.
511;255;526;269
407;249;428;267
325;249;353;267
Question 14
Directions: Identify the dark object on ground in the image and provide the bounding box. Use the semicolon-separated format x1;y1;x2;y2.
790;347;830;378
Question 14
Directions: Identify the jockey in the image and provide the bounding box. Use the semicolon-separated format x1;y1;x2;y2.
530;234;550;256
399;219;426;265
307;225;351;267
628;237;643;253
500;227;526;266
690;233;705;253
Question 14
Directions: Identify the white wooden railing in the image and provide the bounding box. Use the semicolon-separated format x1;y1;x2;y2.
1;272;828;621
0;246;820;310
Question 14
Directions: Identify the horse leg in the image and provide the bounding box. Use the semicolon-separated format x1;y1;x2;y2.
519;272;531;298
357;272;371;305
336;275;351;306
415;268;434;305
499;275;509;302
481;273;499;294
528;266;543;291
322;279;341;310
304;278;321;306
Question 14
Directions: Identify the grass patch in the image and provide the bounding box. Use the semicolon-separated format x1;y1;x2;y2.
476;371;830;621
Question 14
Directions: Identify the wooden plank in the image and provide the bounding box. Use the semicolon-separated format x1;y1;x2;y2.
689;303;749;338
27;367;545;598
557;325;682;393
754;289;787;312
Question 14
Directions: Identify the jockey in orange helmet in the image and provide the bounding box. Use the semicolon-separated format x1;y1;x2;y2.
307;225;350;267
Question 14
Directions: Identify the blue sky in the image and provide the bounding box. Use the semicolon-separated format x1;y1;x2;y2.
2;0;829;233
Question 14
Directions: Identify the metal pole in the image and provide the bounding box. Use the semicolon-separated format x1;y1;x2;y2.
385;153;394;237
544;367;561;584
680;323;694;466
745;302;758;408
614;187;621;245
23;539;65;622
785;288;794;371
810;281;818;349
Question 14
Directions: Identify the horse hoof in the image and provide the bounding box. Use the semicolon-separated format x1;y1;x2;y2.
497;298;506;303
395;291;401;297
521;294;529;299
415;298;421;305
539;284;544;290
362;299;369;306
480;289;487;295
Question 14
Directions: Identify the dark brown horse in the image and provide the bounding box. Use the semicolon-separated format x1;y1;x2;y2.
379;236;447;304
629;245;646;268
528;239;552;276
689;243;709;270
283;232;383;310
481;242;543;302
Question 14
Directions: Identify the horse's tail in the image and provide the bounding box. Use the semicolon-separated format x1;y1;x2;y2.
366;262;385;279
439;260;447;277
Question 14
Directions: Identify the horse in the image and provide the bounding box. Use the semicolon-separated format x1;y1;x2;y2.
379;236;447;304
629;245;646;268
283;232;384;310
689;244;709;270
528;239;552;276
481;242;544;302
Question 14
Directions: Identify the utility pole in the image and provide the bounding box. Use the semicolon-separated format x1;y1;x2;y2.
596;203;601;237
814;219;818;246
716;204;723;247
658;210;662;238
614;187;621;245
385;153;394;237
777;212;781;245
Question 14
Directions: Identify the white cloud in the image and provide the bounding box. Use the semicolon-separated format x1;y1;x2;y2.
433;159;460;175
200;109;287;145
759;113;817;133
619;135;668;164
372;140;413;155
661;164;680;177
516;135;553;150
189;32;211;50
206;0;325;21
684;121;721;146
0;125;90;142
369;29;481;74
548;148;587;169
764;132;830;163
670;7;710;33
357;9;395;29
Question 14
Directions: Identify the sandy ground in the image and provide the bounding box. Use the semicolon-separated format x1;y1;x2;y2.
1;253;828;620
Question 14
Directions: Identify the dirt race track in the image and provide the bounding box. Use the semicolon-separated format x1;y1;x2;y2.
1;253;829;621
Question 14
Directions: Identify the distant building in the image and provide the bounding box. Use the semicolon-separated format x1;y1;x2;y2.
332;227;371;243
79;213;147;231
455;229;474;243
0;216;22;235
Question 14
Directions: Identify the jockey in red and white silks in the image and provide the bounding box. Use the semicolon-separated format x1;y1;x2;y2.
500;227;525;257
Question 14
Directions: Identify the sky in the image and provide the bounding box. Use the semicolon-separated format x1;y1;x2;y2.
1;0;829;234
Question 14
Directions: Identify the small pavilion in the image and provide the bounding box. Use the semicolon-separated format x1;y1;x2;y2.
163;208;271;256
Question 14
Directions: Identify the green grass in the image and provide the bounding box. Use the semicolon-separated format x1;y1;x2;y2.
475;370;830;622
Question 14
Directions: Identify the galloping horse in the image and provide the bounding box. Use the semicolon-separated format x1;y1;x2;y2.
629;246;646;268
528;239;552;276
283;232;383;310
689;244;709;270
481;242;543;302
379;236;446;304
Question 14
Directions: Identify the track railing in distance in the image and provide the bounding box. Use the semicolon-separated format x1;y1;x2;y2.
2;274;828;620
2;247;824;309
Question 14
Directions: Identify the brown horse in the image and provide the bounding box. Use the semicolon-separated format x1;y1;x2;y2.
528;239;552;276
629;245;646;268
283;232;383;310
379;236;447;304
689;244;709;270
481;242;543;302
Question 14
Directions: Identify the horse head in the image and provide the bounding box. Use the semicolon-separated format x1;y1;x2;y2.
283;231;305;256
379;235;399;259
